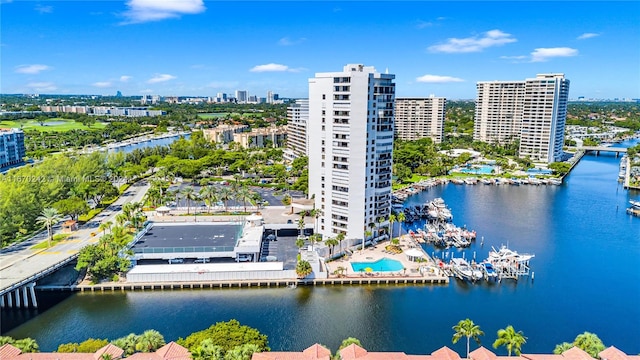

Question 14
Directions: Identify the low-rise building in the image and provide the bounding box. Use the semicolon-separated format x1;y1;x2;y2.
233;125;287;148
203;124;249;144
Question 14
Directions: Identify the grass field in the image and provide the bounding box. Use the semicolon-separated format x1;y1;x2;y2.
198;113;229;119
0;118;106;132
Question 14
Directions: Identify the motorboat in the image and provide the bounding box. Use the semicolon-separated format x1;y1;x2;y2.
481;262;498;280
630;200;640;209
488;245;535;263
450;258;482;281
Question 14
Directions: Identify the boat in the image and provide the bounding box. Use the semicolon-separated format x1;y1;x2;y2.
630;200;640;210
488;245;535;263
481;262;498;280
450;258;482;281
547;178;562;186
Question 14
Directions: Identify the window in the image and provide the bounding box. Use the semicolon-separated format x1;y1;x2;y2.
322;94;326;100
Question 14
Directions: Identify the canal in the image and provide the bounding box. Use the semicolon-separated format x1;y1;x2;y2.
2;141;639;355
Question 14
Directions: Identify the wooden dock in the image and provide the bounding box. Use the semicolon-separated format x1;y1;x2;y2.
36;276;449;292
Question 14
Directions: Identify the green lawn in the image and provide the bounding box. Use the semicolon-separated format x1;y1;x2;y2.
198;113;229;119
0;119;106;132
31;233;70;249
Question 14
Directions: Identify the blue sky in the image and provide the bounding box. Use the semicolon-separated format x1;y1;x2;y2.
1;1;639;99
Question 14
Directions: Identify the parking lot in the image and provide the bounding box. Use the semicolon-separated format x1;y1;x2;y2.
259;229;305;270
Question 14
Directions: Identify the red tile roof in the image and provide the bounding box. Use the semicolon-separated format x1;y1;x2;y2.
470;347;498;360
154;342;190;360
561;347;595;360
0;344;23;359
431;346;462;360
92;344;124;360
600;347;629;360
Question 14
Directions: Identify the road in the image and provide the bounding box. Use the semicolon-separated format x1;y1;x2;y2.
0;181;150;293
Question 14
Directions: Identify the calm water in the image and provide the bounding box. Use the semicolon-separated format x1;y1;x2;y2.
108;134;190;153
3;141;640;355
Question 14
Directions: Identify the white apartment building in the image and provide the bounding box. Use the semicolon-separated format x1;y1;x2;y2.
235;90;248;103
395;96;446;143
284;99;309;161
474;81;525;144
308;64;395;241
520;74;570;163
473;74;570;163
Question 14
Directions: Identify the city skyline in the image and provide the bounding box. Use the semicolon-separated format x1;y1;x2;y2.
1;1;639;99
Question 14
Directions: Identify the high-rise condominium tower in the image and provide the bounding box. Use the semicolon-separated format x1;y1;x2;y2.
308;64;395;241
474;73;570;163
395;96;446;143
284;99;309;161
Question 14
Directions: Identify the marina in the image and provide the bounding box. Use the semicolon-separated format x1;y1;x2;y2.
3;140;640;355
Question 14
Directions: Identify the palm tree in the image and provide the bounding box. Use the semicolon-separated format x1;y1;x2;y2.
364;230;372;251
397;212;406;238
13;338;39;353
376;216;385;238
199;185;218;213
297;214;306;237
452;318;484;358
310;208;323;234
112;333;139;356
325;237;339;256
235;186;253;213
336;232;345;255
135;329;165;353
181;186;199;215
492;325;527;356
36;208;62;248
98;222;110;236
388;213;396;241
553;342;573;354
572;332;605;358
219;186;233;212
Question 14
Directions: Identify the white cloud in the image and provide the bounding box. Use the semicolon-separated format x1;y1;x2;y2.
35;4;52;13
415;20;433;29
416;74;464;83
278;37;306;46
15;64;51;74
531;47;578;62
250;63;303;73
500;55;528;60
147;74;176;83
92;81;112;88
428;29;516;53
120;75;132;82
577;33;600;40
27;82;57;92
121;0;205;24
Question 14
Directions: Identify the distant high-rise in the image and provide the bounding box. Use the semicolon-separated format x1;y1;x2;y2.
308;64;395;241
0;129;26;170
267;91;274;104
116;90;122;97
284;99;309;161
395;96;446;143
474;74;570;163
235;90;248;103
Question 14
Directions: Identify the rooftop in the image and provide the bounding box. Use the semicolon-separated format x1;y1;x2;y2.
132;223;242;250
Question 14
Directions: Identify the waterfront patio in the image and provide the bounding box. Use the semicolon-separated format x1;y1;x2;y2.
325;235;444;279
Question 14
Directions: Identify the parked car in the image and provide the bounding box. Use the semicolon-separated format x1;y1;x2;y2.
237;255;252;262
168;258;184;264
194;258;210;263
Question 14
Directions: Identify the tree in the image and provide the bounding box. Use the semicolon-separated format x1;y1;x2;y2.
452;319;484;358
310;208;322;234
572;332;605;358
295;236;306;249
548;162;571;176
297;214;306;237
235;186;253;213
397;212;406;238
336;233;345;255
58;338;109;353
338;337;362;350
53;197;89;221
181;186;198;215
553;342;573;354
224;343;261;360
191;339;225;360
14;338;40;353
388;213;396;241
200;186;219;213
492;325;526;356
296;259;312;278
324;237;339;256
177;320;269;354
36;207;62;248
219;186;233;212
112;333;140;356
135;329;166;353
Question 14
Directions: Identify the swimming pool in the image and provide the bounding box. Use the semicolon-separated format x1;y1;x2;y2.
458;165;496;175
351;258;404;272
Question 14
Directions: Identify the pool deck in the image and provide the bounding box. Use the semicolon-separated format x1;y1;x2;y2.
325;235;448;281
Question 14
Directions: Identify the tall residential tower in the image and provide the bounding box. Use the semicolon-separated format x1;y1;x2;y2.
473;73;570;163
284;99;309;161
395;96;446;143
308;64;395;241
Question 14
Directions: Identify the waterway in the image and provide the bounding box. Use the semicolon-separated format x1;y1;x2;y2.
3;140;639;355
107;133;190;153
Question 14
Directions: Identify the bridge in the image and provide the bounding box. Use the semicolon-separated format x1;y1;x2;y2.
0;181;149;309
581;146;627;156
